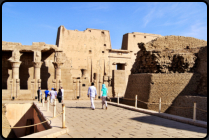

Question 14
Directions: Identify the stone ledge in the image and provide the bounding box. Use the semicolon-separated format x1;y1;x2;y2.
107;101;207;128
21;101;69;138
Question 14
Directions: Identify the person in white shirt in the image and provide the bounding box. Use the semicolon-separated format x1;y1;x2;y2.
61;87;64;102
87;82;97;110
49;88;57;103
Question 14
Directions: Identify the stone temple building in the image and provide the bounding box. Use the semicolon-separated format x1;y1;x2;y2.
2;25;207;121
2;25;162;100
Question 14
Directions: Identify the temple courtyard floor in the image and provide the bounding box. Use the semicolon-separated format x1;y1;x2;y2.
2;100;207;138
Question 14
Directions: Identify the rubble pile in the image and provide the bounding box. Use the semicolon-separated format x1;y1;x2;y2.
131;36;207;74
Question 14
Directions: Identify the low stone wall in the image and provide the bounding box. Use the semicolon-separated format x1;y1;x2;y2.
124;73;200;112
165;96;207;122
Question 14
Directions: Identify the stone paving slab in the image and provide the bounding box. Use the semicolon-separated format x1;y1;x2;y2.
46;100;207;138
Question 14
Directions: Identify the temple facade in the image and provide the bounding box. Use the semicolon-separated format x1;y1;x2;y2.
2;25;162;100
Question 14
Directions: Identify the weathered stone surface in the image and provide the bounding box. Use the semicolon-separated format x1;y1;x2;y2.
123;35;207;121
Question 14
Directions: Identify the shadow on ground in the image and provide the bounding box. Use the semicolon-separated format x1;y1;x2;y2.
130;115;207;133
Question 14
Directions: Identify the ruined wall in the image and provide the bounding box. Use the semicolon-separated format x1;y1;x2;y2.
195;46;207;96
120;32;162;91
124;73;197;112
131;36;207;96
124;35;207;118
165;96;207;122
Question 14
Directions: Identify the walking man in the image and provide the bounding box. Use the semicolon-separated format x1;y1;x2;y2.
87;82;97;110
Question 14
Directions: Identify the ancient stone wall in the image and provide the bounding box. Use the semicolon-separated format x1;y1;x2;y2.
195;46;207;96
124;35;207;120
131;36;207;96
124;73;198;112
165;96;207;122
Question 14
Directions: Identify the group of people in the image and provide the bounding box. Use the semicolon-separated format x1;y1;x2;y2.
37;82;109;110
87;82;108;110
37;87;64;103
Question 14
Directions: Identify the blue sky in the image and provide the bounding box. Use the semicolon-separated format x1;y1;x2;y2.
2;2;207;49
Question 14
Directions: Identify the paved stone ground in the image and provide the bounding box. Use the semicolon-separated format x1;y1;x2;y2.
45;100;207;138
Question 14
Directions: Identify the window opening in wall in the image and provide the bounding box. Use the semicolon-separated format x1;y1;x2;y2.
101;31;105;34
82;84;85;87
89;50;92;54
144;36;146;38
104;44;106;46
89;30;91;32
102;51;104;53
133;35;136;37
117;64;125;70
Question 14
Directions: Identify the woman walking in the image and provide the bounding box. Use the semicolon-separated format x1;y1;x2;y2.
57;88;62;103
101;84;108;109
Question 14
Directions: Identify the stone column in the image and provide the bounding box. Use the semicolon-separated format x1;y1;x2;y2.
32;51;43;99
9;61;21;99
53;51;64;91
52;62;63;90
8;50;22;99
33;61;43;95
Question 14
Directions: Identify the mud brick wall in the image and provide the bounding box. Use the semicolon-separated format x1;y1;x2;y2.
195;46;207;96
165;96;207;122
131;43;198;74
145;35;207;51
124;73;200;112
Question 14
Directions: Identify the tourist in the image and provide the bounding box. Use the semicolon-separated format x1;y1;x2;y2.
101;84;108;110
61;87;64;102
44;88;49;103
87;82;97;110
57;88;62;103
49;88;57;103
37;87;42;102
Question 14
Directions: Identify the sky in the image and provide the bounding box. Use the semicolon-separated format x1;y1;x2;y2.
2;2;207;50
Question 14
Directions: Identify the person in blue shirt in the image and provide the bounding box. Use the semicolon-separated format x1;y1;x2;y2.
101;84;108;110
44;88;49;102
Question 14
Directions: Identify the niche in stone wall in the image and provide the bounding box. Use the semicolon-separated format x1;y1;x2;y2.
41;50;53;89
19;52;33;89
2;51;12;89
117;63;125;70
